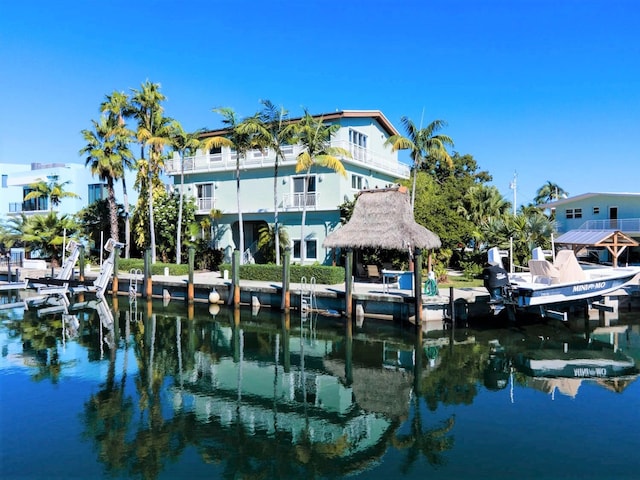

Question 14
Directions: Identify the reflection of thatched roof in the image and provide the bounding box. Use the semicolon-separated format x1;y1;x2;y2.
324;359;412;420
323;186;441;250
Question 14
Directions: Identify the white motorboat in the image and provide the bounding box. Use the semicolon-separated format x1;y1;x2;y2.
487;247;640;311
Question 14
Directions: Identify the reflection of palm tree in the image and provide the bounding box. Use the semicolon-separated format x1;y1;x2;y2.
392;394;455;473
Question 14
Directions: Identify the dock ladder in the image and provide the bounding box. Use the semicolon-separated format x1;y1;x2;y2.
300;276;317;319
129;268;143;300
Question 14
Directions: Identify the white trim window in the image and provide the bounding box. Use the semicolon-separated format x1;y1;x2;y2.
196;183;215;211
351;174;368;191
293;239;318;261
348;129;368;162
565;208;582;219
292;175;317;208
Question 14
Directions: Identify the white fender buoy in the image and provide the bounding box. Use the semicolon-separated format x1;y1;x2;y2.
251;295;260;316
355;304;365;327
162;289;171;300
209;288;220;304
209;304;220;316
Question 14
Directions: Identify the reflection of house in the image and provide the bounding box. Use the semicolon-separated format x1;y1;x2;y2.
540;192;640;264
173;325;394;457
164;110;410;265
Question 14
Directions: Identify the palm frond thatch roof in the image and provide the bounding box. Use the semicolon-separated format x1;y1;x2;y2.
323;186;441;250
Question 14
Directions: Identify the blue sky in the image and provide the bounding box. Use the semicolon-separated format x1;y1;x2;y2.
1;0;638;207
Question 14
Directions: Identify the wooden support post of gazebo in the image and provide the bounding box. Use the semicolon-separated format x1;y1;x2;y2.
413;247;423;330
345;248;353;319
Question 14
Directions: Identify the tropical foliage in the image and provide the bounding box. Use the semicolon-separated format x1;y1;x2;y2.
24;175;80;212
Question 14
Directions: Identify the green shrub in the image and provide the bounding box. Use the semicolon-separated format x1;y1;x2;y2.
219;263;345;285
116;258;190;276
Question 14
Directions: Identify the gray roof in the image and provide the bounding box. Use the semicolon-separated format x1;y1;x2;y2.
322;186;441;250
555;229;638;247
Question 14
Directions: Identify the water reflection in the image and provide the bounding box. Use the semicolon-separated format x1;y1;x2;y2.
1;293;639;479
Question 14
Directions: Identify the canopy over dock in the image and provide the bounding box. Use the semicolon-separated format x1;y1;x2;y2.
323;186;441;326
554;229;638;267
323;186;441;251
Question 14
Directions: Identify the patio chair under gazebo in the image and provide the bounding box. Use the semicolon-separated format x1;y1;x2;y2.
323;185;441;324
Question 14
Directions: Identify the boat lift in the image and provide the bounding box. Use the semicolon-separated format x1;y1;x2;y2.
69;238;125;297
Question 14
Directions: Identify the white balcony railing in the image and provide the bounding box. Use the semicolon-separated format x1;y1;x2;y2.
196;197;215;213
282;192;317;210
578;218;640;233
165;142;411;179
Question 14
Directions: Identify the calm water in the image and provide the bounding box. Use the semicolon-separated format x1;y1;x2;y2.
1;292;640;480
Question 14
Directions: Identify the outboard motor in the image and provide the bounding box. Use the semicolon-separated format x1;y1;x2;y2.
483;251;509;306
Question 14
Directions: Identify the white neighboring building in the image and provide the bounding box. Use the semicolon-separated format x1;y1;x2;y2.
0;162;137;218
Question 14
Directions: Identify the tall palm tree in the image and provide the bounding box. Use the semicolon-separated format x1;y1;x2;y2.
289;111;350;264
24;175;80;212
239;100;293;265
80;115;133;243
201;108;255;264
534;181;568;205
169;121;202;264
100;90;135;258
386;116;454;210
130;81;169;264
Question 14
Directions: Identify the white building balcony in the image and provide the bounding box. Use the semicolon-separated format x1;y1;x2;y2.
196;197;216;214
578;218;640;234
165;143;410;179
282;192;317;210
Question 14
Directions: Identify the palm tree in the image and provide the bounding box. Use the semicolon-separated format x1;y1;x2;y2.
201;108;255;264
534;181;568;205
289;111;350;264
130;81;170;264
458;185;511;226
169;121;202;264
80;115;133;243
100;90;135;258
239;100;293;265
386;116;454;210
24;175;80;212
22;212;79;264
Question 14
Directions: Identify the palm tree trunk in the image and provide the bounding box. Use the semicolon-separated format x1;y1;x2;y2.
236;154;245;264
107;179;119;242
121;176;131;259
299;169;311;264
148;153;157;264
176;153;185;264
273;157;280;265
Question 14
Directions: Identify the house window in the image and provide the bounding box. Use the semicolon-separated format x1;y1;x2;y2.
208;146;222;162
292;175;316;207
1;174;7;188
348;129;368;161
293;239;318;260
351;174;367;190
196;183;214;211
593;207;600;215
566;208;583;219
22;186;47;211
88;183;106;204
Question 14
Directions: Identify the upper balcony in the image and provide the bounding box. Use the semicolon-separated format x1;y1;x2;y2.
164;142;411;180
577;218;640;234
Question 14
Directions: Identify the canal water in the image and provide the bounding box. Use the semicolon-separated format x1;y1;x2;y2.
1;292;639;479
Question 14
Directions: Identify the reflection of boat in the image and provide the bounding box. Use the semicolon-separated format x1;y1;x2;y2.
487;247;640;314
513;338;639;380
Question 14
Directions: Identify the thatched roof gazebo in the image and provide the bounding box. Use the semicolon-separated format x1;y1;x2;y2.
323;186;441;251
323;186;441;325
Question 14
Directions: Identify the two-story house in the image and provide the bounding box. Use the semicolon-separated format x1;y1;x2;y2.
540;192;640;264
164;110;411;265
